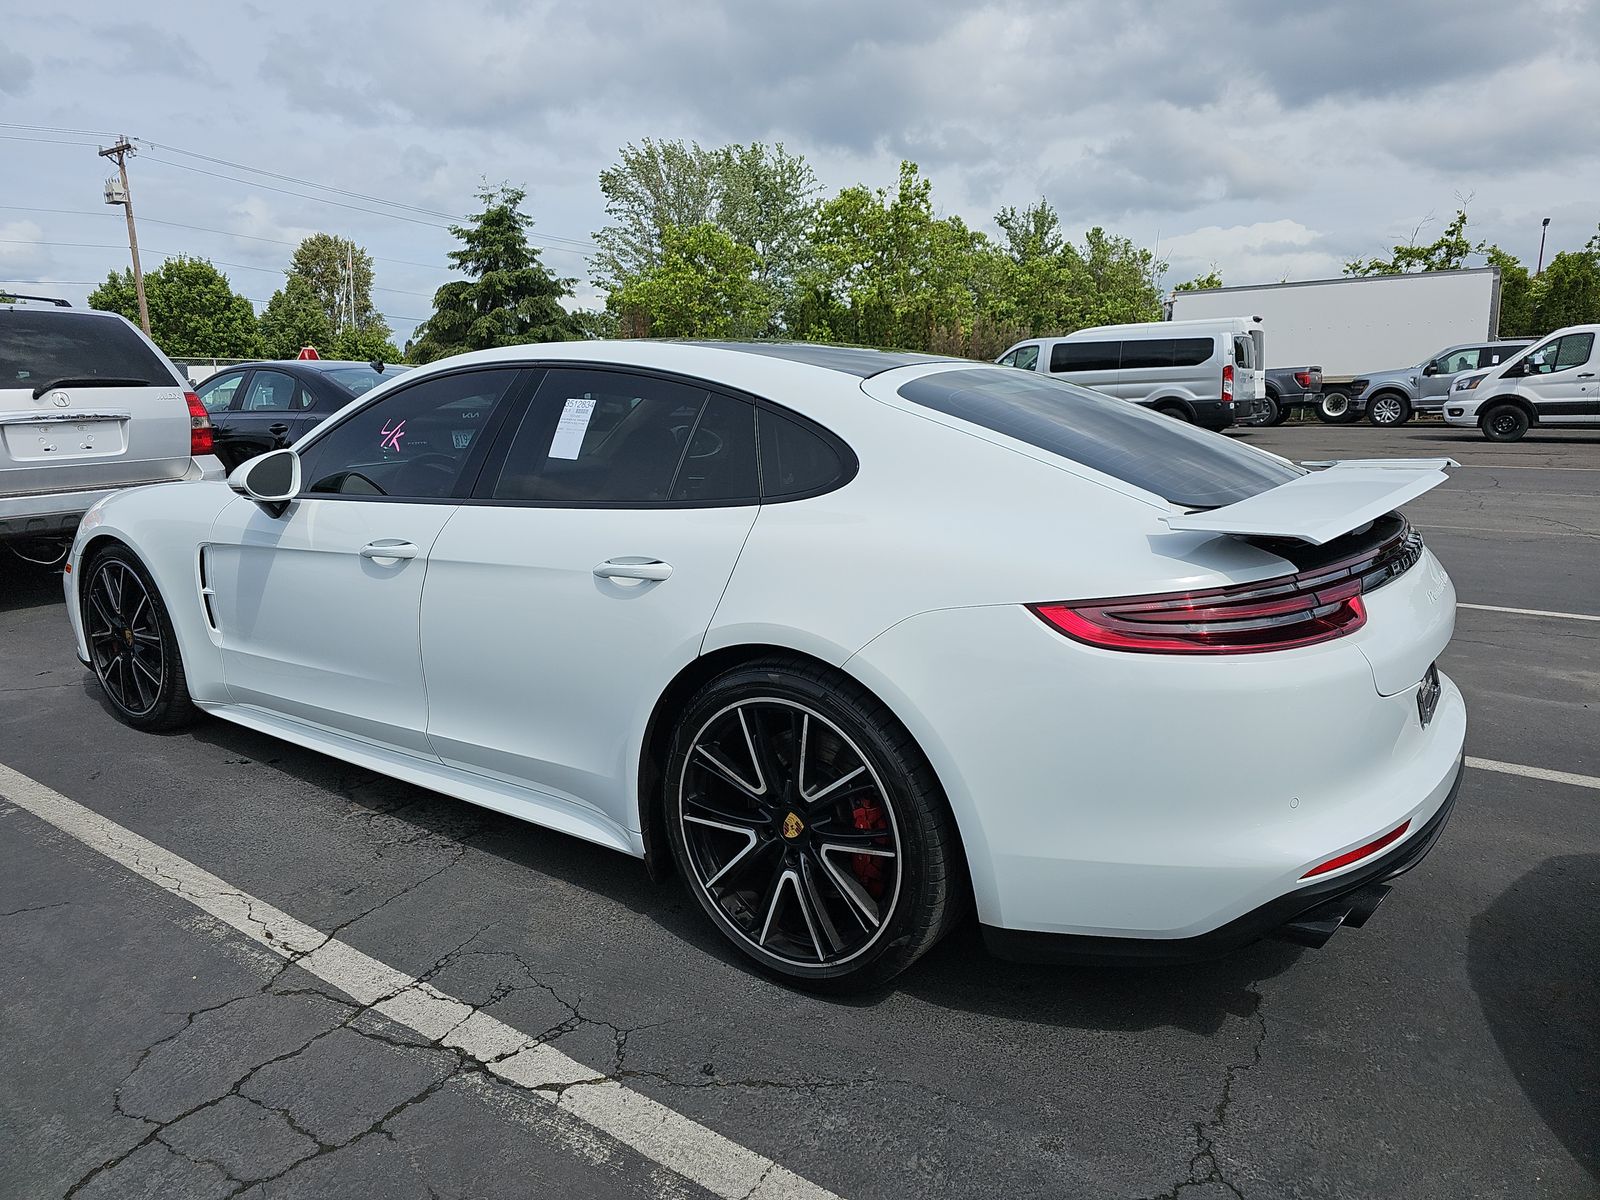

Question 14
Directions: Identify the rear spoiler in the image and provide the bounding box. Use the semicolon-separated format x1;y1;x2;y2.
1164;458;1457;546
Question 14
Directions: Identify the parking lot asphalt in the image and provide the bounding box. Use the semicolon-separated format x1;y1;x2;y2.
2;419;1596;1200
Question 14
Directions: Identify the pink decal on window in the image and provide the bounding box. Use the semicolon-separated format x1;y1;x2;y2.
379;419;406;452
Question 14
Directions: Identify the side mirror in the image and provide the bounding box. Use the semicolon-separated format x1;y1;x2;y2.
1422;362;1439;376
228;448;301;517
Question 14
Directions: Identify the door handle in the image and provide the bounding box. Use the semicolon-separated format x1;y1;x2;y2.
269;422;290;435
360;540;419;562
1578;373;1595;379
593;559;672;582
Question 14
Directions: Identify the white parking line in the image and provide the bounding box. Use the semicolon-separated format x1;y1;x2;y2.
0;760;839;1200
1414;523;1598;538
1457;463;1600;471
1459;602;1600;623
1467;757;1600;791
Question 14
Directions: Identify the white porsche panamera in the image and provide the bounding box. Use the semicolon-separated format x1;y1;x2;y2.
63;341;1467;989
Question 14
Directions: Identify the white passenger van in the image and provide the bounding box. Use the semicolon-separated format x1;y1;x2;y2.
997;317;1266;431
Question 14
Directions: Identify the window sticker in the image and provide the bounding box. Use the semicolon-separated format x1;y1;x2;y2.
547;397;596;460
379;419;407;452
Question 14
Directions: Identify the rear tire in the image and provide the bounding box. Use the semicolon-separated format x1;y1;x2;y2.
83;545;198;731
1316;392;1358;424
1367;392;1412;426
1481;403;1530;443
1155;402;1191;423
663;656;961;992
1246;394;1281;427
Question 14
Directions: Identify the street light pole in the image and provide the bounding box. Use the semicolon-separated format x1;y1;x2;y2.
1536;216;1551;276
98;136;151;335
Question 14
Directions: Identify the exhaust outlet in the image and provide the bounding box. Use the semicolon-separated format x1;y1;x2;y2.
1276;883;1393;948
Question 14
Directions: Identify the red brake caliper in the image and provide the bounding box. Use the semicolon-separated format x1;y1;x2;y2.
849;799;889;899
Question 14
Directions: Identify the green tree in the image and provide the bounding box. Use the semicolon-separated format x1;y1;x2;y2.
1070;227;1166;326
609;223;776;337
795;161;984;350
258;275;332;358
1175;268;1223;292
286;233;392;348
1345;210;1477;276
1530;229;1600;333
591;138;818;310
408;184;582;363
329;324;402;364
1484;245;1535;337
89;256;262;358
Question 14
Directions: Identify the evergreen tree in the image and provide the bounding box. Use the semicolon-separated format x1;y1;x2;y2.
409;185;581;363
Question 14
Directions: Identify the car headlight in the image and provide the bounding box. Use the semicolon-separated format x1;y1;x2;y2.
1454;373;1487;391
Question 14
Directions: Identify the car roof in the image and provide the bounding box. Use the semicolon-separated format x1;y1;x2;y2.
222;359;405;372
671;341;954;378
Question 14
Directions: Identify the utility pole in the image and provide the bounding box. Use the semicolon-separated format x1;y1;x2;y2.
1536;217;1551;276
99;136;150;335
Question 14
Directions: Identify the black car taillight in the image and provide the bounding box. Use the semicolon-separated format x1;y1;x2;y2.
1031;523;1424;655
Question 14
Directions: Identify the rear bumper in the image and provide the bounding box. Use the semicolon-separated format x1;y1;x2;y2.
1188;398;1237;430
0;455;224;542
982;752;1464;963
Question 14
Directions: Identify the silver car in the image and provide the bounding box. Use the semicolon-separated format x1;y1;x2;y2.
1350;339;1534;426
1;297;225;559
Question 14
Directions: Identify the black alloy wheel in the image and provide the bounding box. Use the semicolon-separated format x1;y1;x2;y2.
665;659;960;990
84;547;197;730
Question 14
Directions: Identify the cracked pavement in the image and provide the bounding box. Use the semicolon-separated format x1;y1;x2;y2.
3;423;1598;1199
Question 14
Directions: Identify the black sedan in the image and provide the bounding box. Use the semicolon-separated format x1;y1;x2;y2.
195;359;412;471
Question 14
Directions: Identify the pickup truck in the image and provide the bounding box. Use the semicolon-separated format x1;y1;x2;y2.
1245;366;1323;426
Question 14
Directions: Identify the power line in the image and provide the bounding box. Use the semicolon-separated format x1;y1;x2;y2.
136;138;466;223
0;122;122;138
0;133;103;148
0;204;462;273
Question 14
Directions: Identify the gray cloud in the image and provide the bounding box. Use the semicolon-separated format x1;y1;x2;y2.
1;0;1597;328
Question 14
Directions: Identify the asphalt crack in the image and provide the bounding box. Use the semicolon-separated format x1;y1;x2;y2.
1142;984;1269;1200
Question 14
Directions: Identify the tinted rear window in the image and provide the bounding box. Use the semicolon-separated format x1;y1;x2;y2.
1050;341;1119;372
897;368;1301;509
1;310;171;388
758;408;849;498
323;365;412;395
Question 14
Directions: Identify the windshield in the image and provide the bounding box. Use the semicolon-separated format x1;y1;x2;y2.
897;367;1301;509
322;365;412;395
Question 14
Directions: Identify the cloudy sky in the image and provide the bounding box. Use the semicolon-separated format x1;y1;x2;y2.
4;0;1598;344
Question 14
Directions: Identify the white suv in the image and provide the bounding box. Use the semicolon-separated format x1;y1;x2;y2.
0;297;224;554
1444;324;1599;441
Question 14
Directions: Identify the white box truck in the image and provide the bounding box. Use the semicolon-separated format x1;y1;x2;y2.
1167;267;1502;422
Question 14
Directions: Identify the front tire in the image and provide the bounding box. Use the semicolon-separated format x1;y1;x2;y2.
663;657;961;991
83;546;198;731
1481;403;1530;442
1367;392;1412;426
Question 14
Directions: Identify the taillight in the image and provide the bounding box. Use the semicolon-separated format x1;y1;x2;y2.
184;391;214;456
1222;363;1234;404
1301;820;1410;879
1032;519;1422;655
1294;370;1314;388
1032;580;1364;655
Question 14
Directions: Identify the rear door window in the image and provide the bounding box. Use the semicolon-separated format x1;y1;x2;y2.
1120;339;1175;370
239;370;303;412
897;367;1301;509
1050;341;1120;372
1232;335;1256;370
491;368;732;505
1;310;171;389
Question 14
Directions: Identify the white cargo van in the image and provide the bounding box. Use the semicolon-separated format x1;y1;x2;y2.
997;318;1264;431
